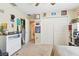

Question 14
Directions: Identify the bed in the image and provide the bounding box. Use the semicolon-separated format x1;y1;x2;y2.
53;45;79;56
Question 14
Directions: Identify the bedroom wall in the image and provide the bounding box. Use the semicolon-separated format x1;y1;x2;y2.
27;10;75;45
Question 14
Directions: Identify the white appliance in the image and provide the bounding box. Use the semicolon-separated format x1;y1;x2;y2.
0;34;21;56
6;34;21;56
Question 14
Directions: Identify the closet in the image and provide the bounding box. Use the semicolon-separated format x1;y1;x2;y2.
41;17;69;45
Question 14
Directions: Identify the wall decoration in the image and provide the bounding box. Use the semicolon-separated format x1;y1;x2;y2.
10;21;14;28
16;18;21;25
51;12;56;16
61;10;67;15
10;14;15;22
1;23;7;29
35;14;40;19
68;25;72;32
43;13;46;17
35;26;41;33
10;14;15;28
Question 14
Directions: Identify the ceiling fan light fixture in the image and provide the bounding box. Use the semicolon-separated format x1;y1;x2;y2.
10;3;17;6
51;3;55;5
35;3;39;6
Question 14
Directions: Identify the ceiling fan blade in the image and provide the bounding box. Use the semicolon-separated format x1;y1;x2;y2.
35;3;40;6
51;3;55;6
10;3;17;6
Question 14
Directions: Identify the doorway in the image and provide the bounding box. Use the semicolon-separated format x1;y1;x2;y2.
29;20;35;43
41;20;54;44
21;19;26;46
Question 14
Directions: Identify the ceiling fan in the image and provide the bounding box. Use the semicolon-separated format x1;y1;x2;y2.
35;3;55;6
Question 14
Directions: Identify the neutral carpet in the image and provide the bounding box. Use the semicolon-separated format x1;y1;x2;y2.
13;43;53;56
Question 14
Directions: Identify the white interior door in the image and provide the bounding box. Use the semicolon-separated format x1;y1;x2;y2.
54;22;68;45
41;20;54;44
53;18;68;45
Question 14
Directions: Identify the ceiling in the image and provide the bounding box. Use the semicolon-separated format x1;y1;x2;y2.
15;3;79;14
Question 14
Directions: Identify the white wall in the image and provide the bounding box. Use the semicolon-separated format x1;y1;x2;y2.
25;18;29;44
34;10;71;45
0;3;29;44
27;9;75;45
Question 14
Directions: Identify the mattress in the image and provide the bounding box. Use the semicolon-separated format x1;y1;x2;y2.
54;45;79;56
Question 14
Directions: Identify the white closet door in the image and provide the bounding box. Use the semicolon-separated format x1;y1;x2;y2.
41;17;68;45
54;22;68;45
49;17;68;45
41;20;54;44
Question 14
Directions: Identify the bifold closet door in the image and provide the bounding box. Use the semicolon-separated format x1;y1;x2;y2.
49;17;69;45
41;20;54;44
41;17;69;45
54;22;68;45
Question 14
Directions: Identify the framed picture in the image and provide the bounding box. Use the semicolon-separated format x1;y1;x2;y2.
35;14;40;19
51;12;56;16
43;13;46;17
61;10;67;15
10;14;15;22
35;26;41;33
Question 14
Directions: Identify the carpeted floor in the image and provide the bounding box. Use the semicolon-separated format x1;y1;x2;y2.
13;42;53;56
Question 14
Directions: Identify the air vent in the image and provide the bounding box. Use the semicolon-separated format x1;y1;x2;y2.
10;3;17;6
